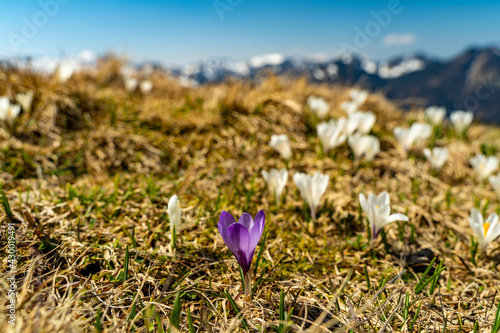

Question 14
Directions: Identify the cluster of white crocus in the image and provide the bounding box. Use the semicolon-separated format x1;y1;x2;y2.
317;119;347;154
262;168;288;206
269;135;292;160
393;123;432;152
15;91;34;112
317;111;377;157
121;65;154;94
450;111;473;134
340;89;368;115
359;191;409;241
0;97;22;124
167;195;182;248
423;147;449;171
425;106;446;126
348;134;380;162
293;172;329;220
469;209;500;252
470;154;499;181
307;96;330;119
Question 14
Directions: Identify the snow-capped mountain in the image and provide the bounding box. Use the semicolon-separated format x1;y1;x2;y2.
2;47;500;122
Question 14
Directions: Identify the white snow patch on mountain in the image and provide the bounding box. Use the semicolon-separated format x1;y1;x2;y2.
378;58;425;79
361;60;378;74
248;53;285;68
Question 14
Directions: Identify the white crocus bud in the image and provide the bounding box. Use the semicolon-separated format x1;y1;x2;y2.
425;106;446;126
15;91;34;112
349;89;368;105
307;96;330;119
470;154;499;181
167;195;182;236
140;80;153;94
450;110;473;134
423;147;448;171
349;111;376;134
125;78;138;92
56;61;77;83
293;172;329;221
317;120;347;154
348;134;380;162
489;173;500;199
269;134;292;160
394;123;432;152
262;168;288;206
340;101;359;115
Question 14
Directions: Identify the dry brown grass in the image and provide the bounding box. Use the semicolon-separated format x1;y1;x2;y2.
1;57;500;332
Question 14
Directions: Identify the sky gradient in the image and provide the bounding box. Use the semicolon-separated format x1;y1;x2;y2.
1;0;499;65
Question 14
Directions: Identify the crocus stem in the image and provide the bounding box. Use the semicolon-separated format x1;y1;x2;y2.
310;206;316;221
172;226;176;250
244;270;252;297
275;193;280;208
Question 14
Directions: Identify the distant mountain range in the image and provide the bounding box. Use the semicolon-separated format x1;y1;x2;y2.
171;47;500;122
3;47;500;122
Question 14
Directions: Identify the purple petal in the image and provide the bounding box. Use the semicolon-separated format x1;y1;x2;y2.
218;211;236;254
227;223;252;274
238;212;254;231
249;210;265;253
219;211;235;229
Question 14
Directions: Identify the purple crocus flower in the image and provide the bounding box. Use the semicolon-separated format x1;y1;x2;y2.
218;210;265;276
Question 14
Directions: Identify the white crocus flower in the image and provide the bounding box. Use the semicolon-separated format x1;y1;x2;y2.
340;116;359;136
317;120;347;154
167;195;182;246
56;61;77;83
394;123;432;152
349;89;368;105
450;111;473;134
359;191;409;241
262;168;288;206
140;80;153;94
0;97;21;124
349;111;376;134
269;134;292;160
489;173;500;199
470;154;499;180
425;106;446;126
307;96;330;119
293;172;329;220
348;134;380;162
423;147;449;171
125;78;138;92
0;97;10;120
340;101;359;115
469;208;500;252
15;91;34;112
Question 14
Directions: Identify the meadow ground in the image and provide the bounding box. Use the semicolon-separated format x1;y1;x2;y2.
2;58;500;332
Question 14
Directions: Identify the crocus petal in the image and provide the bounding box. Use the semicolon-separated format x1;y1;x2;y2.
359;193;369;214
377;192;390;206
385;213;409;225
238;212;254;231
249;210;265;253
218;211;236;253
227;223;252;274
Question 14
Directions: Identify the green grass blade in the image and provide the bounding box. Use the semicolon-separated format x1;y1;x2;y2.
169;292;182;331
224;291;249;330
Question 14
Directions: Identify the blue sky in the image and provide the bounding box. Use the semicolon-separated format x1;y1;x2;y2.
1;0;499;65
